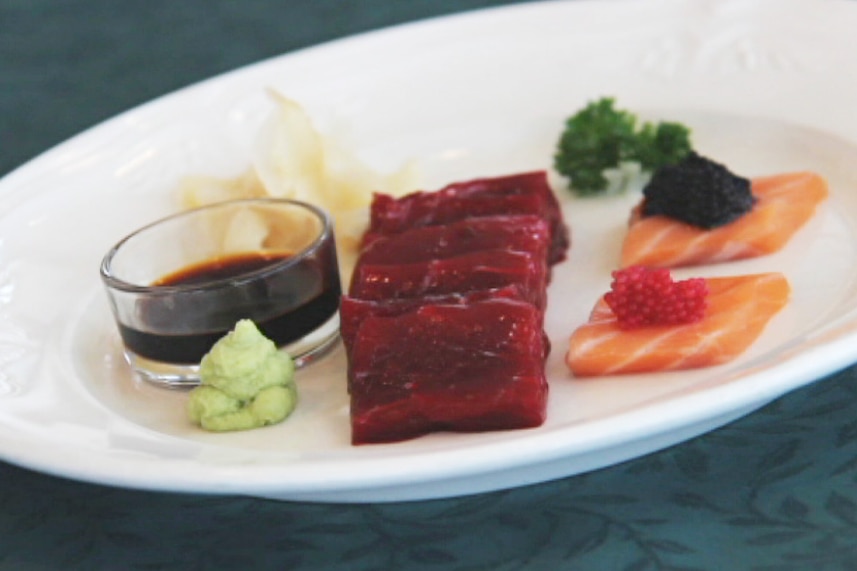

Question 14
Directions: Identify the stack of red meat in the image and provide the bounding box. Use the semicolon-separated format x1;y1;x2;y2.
341;171;570;444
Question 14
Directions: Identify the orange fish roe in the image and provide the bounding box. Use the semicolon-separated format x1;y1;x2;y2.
604;266;708;329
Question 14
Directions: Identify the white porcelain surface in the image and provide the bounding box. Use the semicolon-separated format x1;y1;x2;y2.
2;0;857;502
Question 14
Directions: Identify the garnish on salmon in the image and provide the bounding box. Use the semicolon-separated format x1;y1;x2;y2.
566;272;790;376
620;171;828;268
604;265;708;329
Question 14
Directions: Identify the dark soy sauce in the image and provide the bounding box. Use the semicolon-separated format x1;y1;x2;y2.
119;251;341;364
152;252;288;287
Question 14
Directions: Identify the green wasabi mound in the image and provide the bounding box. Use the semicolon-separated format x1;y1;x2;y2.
187;319;297;432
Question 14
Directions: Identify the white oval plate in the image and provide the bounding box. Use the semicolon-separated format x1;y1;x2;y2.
3;0;857;503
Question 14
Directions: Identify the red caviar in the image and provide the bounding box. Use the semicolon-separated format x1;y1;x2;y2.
604;266;708;329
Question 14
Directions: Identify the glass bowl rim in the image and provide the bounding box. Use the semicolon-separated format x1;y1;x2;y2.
99;198;335;295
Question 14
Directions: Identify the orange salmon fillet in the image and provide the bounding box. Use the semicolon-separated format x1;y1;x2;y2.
621;172;828;268
566;273;790;376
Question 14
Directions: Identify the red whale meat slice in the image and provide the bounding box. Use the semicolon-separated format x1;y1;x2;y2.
356;214;551;269
349;297;548;444
364;171;569;264
348;249;547;309
340;285;549;357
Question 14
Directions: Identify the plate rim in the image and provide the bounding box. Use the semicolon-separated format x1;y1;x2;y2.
2;0;857;502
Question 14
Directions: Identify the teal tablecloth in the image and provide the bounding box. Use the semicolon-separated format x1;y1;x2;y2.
3;1;857;569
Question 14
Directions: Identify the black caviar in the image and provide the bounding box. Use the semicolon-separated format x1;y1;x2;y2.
641;152;755;229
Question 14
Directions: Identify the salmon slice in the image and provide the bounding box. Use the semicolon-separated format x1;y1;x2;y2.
620;172;828;268
566;272;790;376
